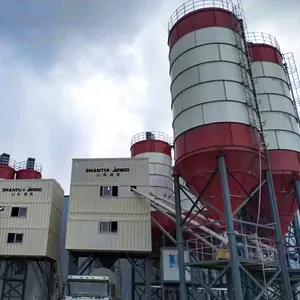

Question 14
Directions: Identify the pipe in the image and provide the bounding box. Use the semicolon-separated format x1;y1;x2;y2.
150;202;216;249
150;192;221;226
149;190;275;251
133;188;227;244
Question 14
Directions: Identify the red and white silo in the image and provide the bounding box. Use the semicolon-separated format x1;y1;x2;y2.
247;33;300;235
16;157;42;180
168;1;264;220
130;132;175;236
0;153;16;180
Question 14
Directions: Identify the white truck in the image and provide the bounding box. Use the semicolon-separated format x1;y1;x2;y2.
63;275;116;300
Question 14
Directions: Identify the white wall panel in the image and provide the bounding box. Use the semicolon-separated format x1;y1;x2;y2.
173;101;250;138
169;31;196;64
66;220;151;252
252;61;300;151
253;61;288;82
172;81;250;120
71;158;149;186
67;157;151;252
0;179;64;259
68;185;150;214
171;62;246;100
169;27;240;65
134;152;173;199
0;228;48;256
170;44;220;79
256;77;289;96
259;94;295;115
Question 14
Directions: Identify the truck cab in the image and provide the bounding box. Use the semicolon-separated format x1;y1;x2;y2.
63;275;116;300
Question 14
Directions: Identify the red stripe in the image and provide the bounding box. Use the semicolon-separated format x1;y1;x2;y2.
168;8;241;50
131;140;172;157
16;170;42;180
248;43;283;65
0;166;15;179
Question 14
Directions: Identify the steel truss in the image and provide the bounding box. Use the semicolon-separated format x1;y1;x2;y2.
173;154;300;300
0;258;56;300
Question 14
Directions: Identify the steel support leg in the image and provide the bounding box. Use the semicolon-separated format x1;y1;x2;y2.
265;170;293;299
292;216;300;260
174;174;188;300
145;257;152;300
218;155;243;300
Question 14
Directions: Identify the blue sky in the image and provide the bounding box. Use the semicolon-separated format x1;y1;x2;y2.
0;0;299;193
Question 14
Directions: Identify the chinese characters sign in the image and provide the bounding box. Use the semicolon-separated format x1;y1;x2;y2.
85;166;130;178
2;187;42;196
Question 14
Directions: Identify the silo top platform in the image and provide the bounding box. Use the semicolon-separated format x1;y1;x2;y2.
131;131;173;146
168;0;241;31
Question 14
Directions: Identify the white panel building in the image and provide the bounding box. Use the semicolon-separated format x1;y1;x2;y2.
66;157;152;253
0;179;64;260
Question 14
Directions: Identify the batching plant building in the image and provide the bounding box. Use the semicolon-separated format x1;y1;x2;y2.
0;156;64;300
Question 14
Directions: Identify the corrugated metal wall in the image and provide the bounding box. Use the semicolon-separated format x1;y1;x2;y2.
0;179;64;260
66;158;152;252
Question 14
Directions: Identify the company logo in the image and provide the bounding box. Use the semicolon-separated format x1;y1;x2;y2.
2;187;42;192
85;167;130;173
85;166;130;178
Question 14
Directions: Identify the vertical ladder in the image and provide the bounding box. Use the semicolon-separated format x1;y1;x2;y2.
283;52;300;123
231;2;265;149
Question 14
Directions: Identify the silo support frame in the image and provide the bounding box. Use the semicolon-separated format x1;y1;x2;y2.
265;170;293;299
218;155;244;300
174;174;188;300
0;258;55;300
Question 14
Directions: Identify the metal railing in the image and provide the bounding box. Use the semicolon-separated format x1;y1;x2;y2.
0;157;16;169
16;161;43;173
247;32;281;52
283;52;300;120
186;233;279;264
168;0;238;31
131;131;173;146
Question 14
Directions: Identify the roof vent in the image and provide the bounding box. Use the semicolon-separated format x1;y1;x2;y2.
146;132;155;140
0;153;10;166
26;157;35;170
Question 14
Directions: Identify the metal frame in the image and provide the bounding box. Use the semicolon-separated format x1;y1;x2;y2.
0;258;56;300
172;157;300;300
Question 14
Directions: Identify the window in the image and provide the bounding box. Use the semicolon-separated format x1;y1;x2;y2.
0;206;11;217
168;253;179;269
11;207;27;217
99;222;110;233
100;186;118;197
99;221;118;234
7;233;23;244
111;221;118;233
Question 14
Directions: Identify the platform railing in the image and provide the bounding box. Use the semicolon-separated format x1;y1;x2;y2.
0;157;16;169
186;233;279;264
16;161;43;173
168;0;239;31
131;131;173;146
247;32;281;52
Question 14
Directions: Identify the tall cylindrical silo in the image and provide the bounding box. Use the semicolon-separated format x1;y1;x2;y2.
130;132;175;237
168;0;264;220
16;157;42;180
0;153;16;180
247;33;300;236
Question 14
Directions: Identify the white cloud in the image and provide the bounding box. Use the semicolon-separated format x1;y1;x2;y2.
1;0;299;193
